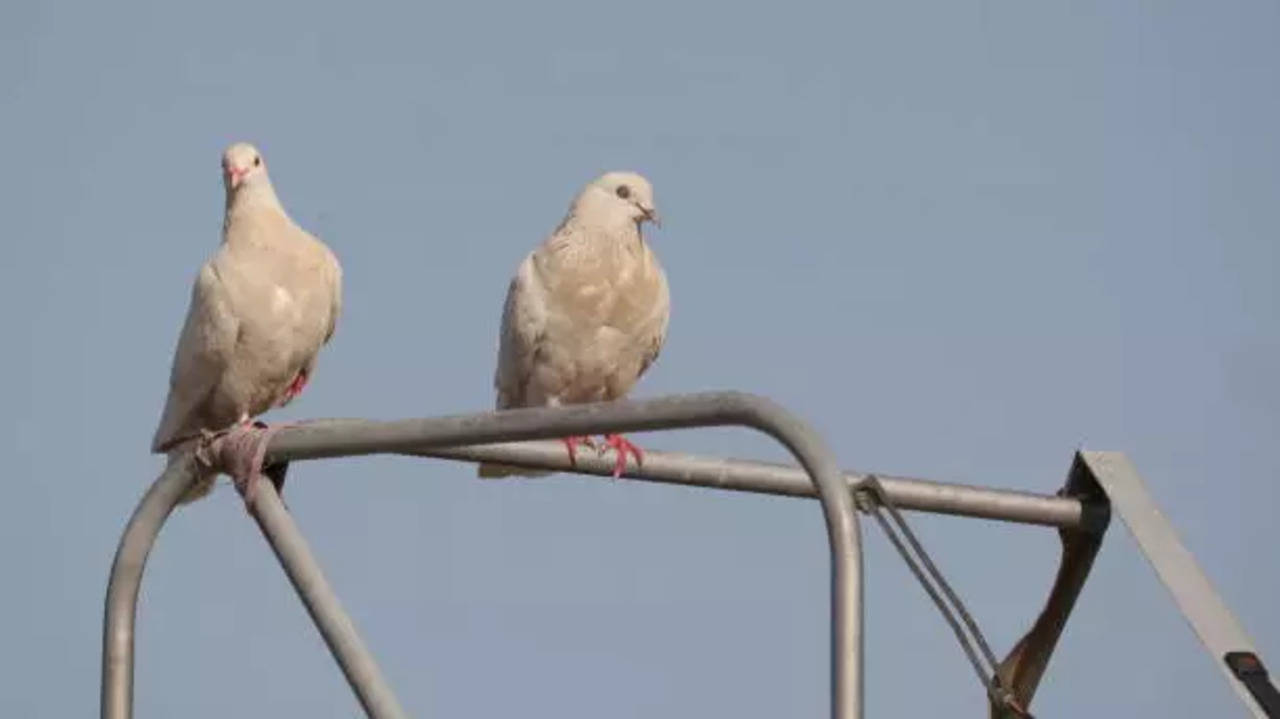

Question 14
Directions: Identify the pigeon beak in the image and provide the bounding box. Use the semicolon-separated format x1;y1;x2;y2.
226;167;247;188
641;205;661;228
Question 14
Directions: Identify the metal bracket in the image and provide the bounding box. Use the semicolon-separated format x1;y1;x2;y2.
988;452;1111;717
1225;652;1280;717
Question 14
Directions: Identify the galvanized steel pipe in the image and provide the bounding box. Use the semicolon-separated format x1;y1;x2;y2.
408;441;1088;529
105;392;864;718
246;477;408;718
264;392;865;719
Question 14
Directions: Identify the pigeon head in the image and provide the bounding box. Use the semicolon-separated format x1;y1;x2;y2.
221;142;269;193
576;171;661;228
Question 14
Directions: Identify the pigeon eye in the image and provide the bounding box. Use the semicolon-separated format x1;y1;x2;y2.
615;185;631;199
253;156;261;167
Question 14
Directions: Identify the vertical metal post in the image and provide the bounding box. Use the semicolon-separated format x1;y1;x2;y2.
102;456;198;719
759;410;862;719
747;407;863;719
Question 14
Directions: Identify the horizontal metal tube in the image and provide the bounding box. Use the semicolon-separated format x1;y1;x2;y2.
399;441;1085;529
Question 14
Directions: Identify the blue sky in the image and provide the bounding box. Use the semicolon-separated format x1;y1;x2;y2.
2;1;1278;716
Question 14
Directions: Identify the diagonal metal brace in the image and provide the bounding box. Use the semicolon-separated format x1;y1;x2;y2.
1079;451;1276;718
988;452;1111;718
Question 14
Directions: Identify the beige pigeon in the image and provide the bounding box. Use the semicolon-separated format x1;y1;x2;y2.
151;142;343;503
479;171;669;478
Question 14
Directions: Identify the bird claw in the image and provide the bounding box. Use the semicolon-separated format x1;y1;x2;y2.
600;433;643;478
198;420;288;511
561;435;596;467
194;428;221;467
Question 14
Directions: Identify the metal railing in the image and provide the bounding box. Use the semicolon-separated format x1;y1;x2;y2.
105;392;863;718
101;391;1274;718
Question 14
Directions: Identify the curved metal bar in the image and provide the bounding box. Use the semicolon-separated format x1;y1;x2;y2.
102;454;199;719
103;453;407;719
265;391;863;719
103;392;863;719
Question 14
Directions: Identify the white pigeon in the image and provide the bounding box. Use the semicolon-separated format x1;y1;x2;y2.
479;171;669;478
151;142;343;503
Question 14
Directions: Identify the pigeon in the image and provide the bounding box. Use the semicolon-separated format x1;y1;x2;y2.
479;171;669;478
151;142;343;503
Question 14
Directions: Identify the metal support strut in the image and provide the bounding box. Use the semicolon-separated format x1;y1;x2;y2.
1079;452;1278;718
243;470;409;718
102;392;865;719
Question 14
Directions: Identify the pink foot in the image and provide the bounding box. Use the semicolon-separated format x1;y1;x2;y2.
601;433;643;478
217;420;292;510
561;435;596;466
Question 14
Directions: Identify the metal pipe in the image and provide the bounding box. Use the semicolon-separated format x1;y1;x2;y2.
104;392;863;718
102;455;199;719
1080;451;1272;717
403;441;1086;529
244;476;408;718
264;392;864;719
990;454;1109;717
